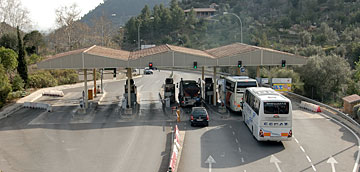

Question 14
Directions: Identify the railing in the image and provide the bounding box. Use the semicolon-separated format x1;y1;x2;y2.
284;91;360;135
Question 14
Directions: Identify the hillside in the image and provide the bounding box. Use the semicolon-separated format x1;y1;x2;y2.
80;0;170;27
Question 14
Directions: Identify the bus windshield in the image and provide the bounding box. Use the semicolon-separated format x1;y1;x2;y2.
264;102;289;114
237;82;257;93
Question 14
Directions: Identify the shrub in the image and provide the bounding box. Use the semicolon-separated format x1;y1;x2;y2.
28;71;58;88
11;74;25;91
0;65;11;108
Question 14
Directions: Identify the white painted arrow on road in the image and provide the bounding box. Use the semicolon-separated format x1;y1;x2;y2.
270;155;282;172
327;156;338;172
205;155;216;172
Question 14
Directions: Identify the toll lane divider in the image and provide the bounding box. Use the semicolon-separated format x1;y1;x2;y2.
299;101;321;112
168;125;185;172
43;90;64;97
23;102;52;112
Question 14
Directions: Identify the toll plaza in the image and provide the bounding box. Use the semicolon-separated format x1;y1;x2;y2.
37;43;306;111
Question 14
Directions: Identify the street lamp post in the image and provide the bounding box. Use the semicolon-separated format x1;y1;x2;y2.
223;12;243;43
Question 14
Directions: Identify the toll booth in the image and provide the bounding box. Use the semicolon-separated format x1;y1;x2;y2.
164;78;176;103
124;79;137;107
203;78;214;104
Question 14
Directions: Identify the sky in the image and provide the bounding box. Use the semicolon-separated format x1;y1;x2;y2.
21;0;103;31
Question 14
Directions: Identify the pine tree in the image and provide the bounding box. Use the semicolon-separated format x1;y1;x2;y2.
16;26;28;86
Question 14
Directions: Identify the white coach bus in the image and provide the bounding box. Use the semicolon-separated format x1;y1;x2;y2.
221;76;258;112
243;87;292;141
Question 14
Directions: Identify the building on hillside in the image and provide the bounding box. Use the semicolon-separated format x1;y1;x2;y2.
184;8;216;18
342;94;360;116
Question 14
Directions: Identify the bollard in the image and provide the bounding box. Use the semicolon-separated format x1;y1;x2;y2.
176;109;181;122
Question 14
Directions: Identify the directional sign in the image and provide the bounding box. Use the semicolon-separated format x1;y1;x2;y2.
240;67;245;73
270;155;282;172
205;155;216;172
327;156;338;172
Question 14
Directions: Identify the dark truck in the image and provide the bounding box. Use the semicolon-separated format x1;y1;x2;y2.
164;78;175;103
178;78;201;107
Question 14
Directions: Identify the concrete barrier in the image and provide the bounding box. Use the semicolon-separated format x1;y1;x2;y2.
300;101;321;112
23;102;52;112
43;90;64;97
168;125;184;172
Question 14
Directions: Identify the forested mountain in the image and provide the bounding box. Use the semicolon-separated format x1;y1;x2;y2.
80;0;170;27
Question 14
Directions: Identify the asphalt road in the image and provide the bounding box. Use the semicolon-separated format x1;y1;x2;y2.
0;70;359;172
0;70;173;172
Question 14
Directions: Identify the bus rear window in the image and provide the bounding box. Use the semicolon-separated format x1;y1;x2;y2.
264;102;289;114
237;82;257;93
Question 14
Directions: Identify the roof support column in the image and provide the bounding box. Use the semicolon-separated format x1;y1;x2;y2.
213;66;217;106
93;69;97;97
202;66;205;80
256;66;260;78
84;69;88;108
237;67;240;76
127;68;132;108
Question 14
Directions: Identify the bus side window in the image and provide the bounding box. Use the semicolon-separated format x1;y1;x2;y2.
254;98;260;115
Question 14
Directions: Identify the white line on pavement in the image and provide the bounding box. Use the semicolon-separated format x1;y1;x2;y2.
320;113;360;172
235;139;239;143
306;155;312;162
311;164;317;171
238;147;242;152
229;125;232;129
295;138;299;143
98;91;107;105
241;157;244;163
232;131;235;135
300;146;305;153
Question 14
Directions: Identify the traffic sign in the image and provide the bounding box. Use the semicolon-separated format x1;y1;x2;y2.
240;67;245;72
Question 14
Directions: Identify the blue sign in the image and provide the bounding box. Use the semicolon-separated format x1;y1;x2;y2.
240;67;245;72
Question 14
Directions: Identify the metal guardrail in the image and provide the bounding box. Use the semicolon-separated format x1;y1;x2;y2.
263;83;359;135
284;91;360;135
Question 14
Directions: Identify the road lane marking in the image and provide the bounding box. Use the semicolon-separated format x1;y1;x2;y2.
295;138;299;143
306;155;312;162
311;164;317;171
98;91;107;105
238;147;242;152
229;125;232;129
235;139;239;143
241;157;244;163
205;155;216;172
327;157;338;172
232;131;235;135
300;146;305;153
270;155;282;172
318;113;360;172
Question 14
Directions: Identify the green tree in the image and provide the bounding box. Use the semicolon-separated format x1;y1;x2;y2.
299;30;312;47
0;33;18;51
26;54;43;65
0;47;18;72
301;54;351;101
23;30;45;55
16;26;28;86
0;65;11;108
170;0;185;31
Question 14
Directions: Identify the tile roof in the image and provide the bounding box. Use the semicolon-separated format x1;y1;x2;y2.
86;46;130;61
129;45;170;59
167;44;215;58
342;94;360;104
206;43;257;58
43;48;88;62
206;43;296;58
